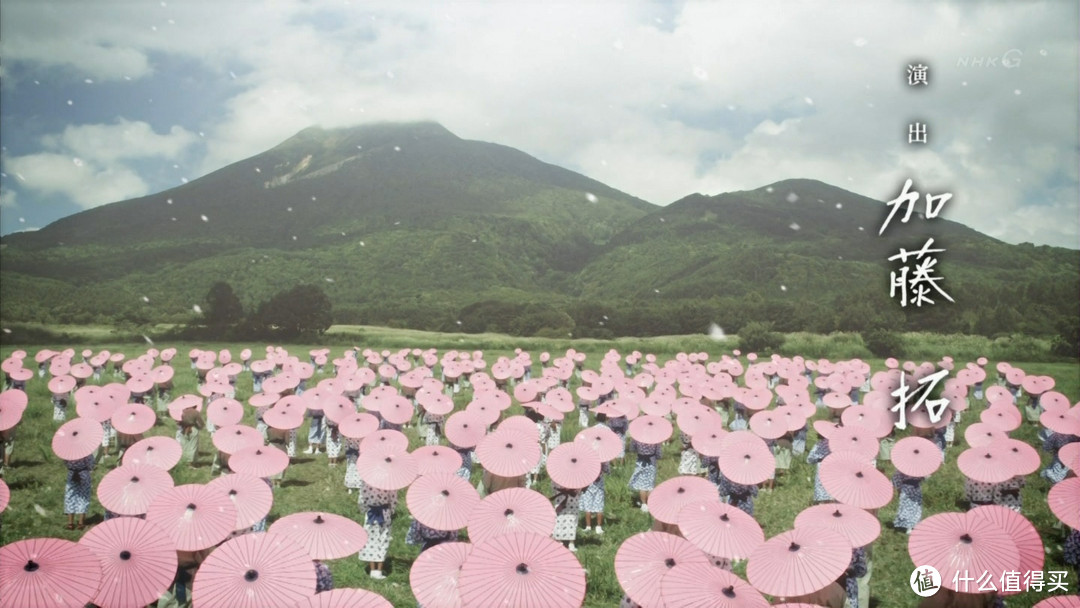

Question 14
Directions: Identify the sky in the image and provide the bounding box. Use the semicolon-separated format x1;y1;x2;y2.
1;0;1077;248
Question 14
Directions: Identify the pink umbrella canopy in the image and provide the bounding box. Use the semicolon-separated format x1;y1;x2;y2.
444;411;488;449
410;541;471;608
0;478;8;514
963;422;1007;449
146;484;238;552
1048;477;1080;528
546;441;602;490
890;436;942;478
213;425;264;455
206;474;274;531
412;445;465;476
269;511;369;560
207;398;245;427
338;412;380;440
98;463;176;516
1033;597;1080;608
110;403;156;435
794;504;881;549
677;500;765;561
357;449;418;491
957;445;1017;483
0;537;103;608
458;532;586;608
123;435;183;470
819;450;893;509
717;431;776;486
908;511;1020;593
999;438;1041;476
746;527;852;598
692;428;729;458
0;389;28;431
291;588;393;608
407;472;482;531
360;429;410;454
615;531;710;608
48;374;76;395
467;488;557;544
981;405;1022;432
629;415;673;444
52;417;104;460
968;506;1043;596
824;425;879;461
574;424;623;462
749;410;788;440
229;445;290;479
660;562;770;608
476;429;541;477
78;516;178;608
648;476;720;526
1041;409;1080;436
192;532;316;608
1060;441;1080;472
263;406;303;431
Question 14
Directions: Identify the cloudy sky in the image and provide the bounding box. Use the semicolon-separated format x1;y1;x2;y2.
1;0;1077;247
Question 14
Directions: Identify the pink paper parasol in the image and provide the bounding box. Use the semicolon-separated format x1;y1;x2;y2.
677;500;764;561
48;374;76;395
269;511;369;560
123;435;183;470
615;531;709;608
841;406;893;439
406;472;481;531
467;488;557;544
908;511;1019;593
360;429;410;454
1041;409;1080;436
968;506;1043;596
629;415;673;444
445;411;487;449
379;396;416;425
205;474;274;530
458;532;586;608
263;406;303;431
78;516;178;608
794;504;881;548
207;398;244;427
574;424;623;462
1048;477;1080;528
746;527;852;598
229;445;290;479
963;422;1007;448
981;405;1022;432
890;436;942;478
692;428;729;458
410;541;471;608
213;425;264;455
110;403;156;435
819;450;893;509
145;484;238;552
168;394;203;421
661;562;769;608
338;412;380;440
999;438;1041;476
98;463;176;516
0;478;8;514
546;442;602;490
824;425;879;460
52;417;104;460
292;588;392;608
0;389;28;431
717;431;776;486
1059;441;1080;472
958;445;1017;483
0;537;102;608
412;445;465;476
192;532;315;608
648;475;719;526
498;415;541;441
1034;597;1080;608
476;429;541;477
749;410;788;440
357;449;418;490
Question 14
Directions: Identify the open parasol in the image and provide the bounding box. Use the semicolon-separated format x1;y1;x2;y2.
205;474;274;531
52;417;104;461
407;472;482;531
818;450;893;509
410;541;471;608
269;511;369;560
467;488;557;544
615;531;709;608
0;537;103;608
191;532;315;608
98;463;176;516
546;442;602;490
794;503;881;548
890;436;942;478
746;527;852;598
475;429;541;477
458;532;586;608
78;516;178;608
677;500;764;561
908;511;1019;593
647;476;719;526
660;562;769;608
357;450;418;491
145;484;238;552
717;431;776;486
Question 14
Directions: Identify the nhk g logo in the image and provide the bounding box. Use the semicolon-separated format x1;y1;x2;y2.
911;565;942;597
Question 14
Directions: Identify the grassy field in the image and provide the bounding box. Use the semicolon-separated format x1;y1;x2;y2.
1;336;1077;607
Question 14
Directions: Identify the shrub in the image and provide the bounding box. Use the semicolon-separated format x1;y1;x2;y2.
862;328;905;358
737;321;784;354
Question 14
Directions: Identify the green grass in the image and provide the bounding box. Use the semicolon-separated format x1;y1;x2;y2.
1;339;1077;607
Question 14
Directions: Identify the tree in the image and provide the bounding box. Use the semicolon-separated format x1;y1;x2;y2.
203;282;244;328
255;284;332;336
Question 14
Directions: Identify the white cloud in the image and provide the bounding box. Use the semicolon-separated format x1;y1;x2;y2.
0;187;16;208
5;152;148;208
43;119;198;164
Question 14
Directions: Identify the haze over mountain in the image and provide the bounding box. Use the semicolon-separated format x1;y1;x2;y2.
1;122;1075;339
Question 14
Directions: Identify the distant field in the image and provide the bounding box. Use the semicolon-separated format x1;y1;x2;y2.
0;338;1077;606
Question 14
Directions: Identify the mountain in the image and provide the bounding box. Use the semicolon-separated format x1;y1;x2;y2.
1;125;1076;340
